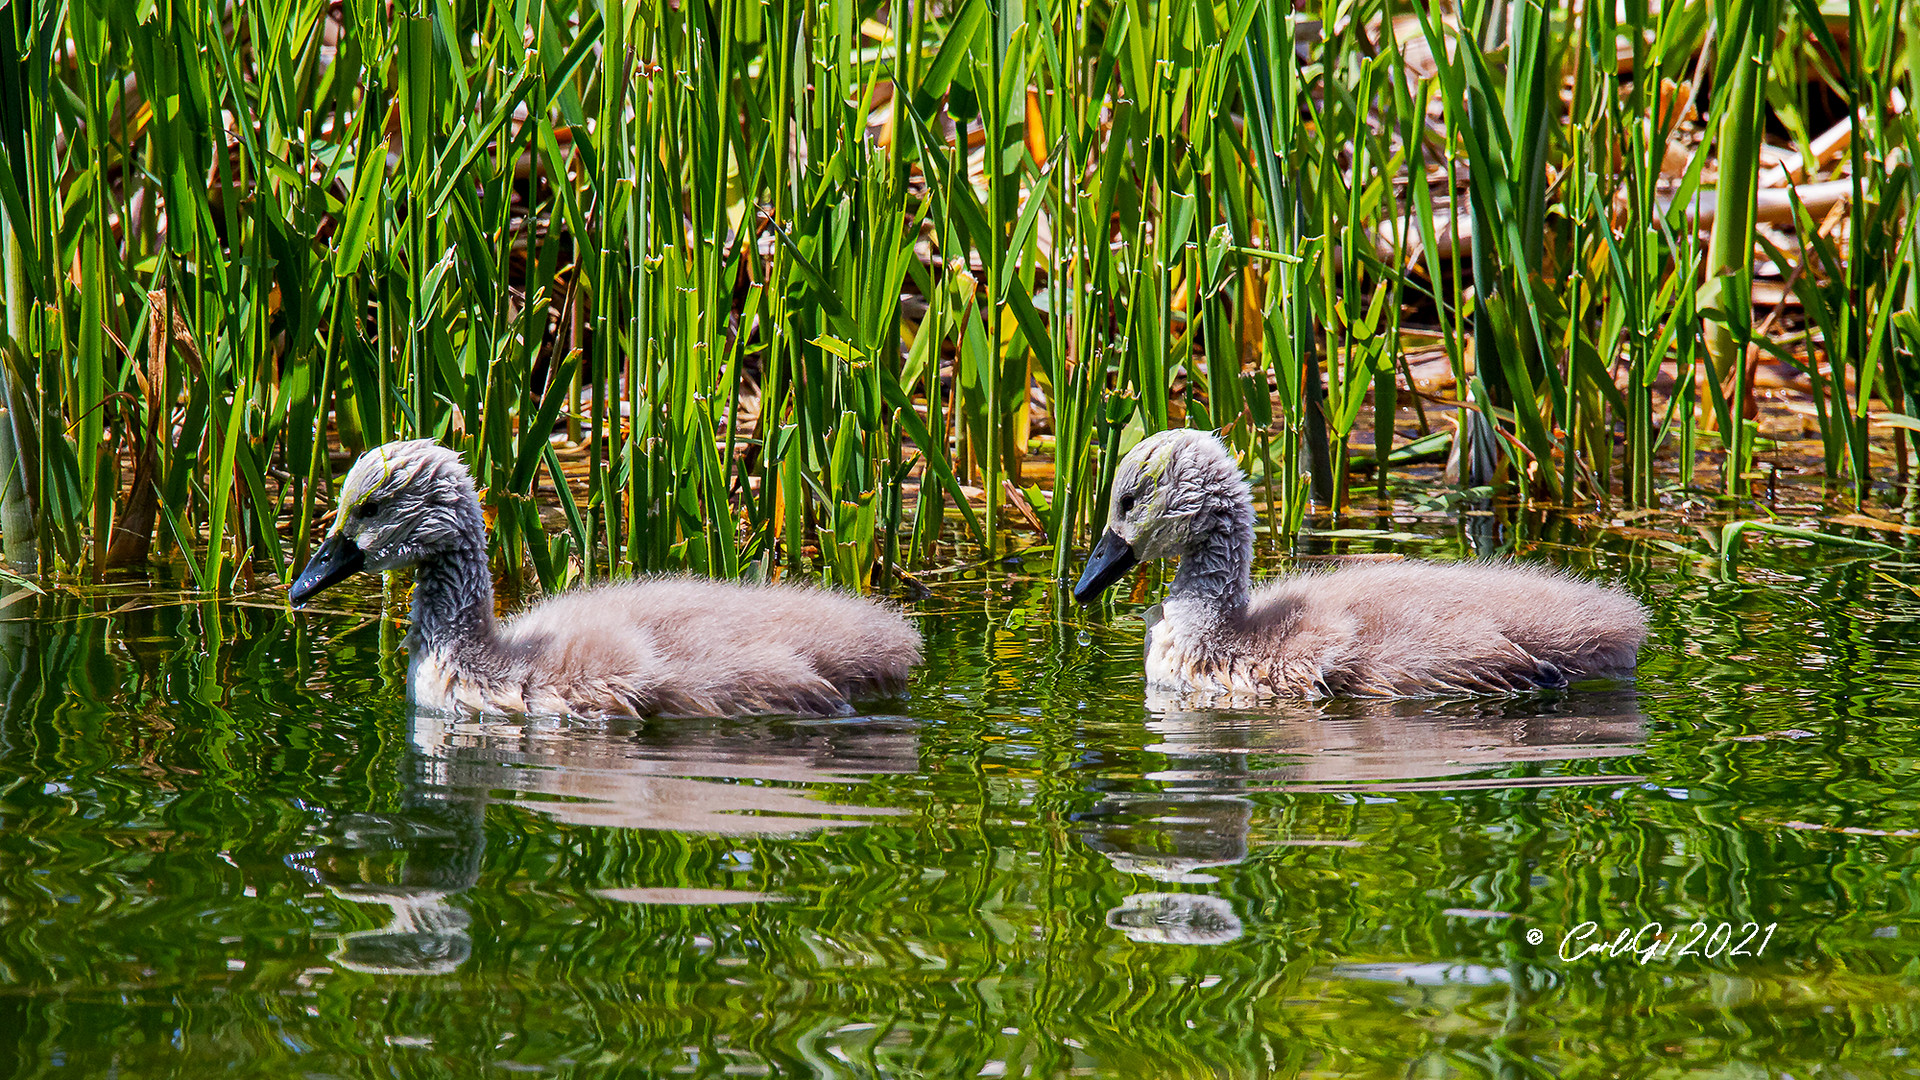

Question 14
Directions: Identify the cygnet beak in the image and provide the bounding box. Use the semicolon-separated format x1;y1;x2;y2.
1074;529;1140;604
289;532;366;606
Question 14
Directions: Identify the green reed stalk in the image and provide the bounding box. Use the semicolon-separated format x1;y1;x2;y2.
0;210;35;573
15;0;1920;588
1839;0;1905;504
1700;0;1776;494
1237;0;1311;539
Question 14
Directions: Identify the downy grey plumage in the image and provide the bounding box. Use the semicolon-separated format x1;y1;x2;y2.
289;440;922;717
1073;429;1647;700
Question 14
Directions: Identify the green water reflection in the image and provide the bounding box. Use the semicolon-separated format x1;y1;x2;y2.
5;529;1920;1077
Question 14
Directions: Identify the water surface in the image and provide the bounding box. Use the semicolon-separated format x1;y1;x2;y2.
5;519;1920;1077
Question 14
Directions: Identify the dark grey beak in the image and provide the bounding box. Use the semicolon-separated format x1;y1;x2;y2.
289;532;366;606
1073;529;1140;604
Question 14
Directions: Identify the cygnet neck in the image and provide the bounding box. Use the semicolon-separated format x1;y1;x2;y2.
1166;493;1255;619
406;497;498;657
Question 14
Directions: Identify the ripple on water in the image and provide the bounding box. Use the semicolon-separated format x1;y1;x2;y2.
4;547;1920;1075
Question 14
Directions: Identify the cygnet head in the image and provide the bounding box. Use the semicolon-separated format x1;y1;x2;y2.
1073;429;1252;603
289;439;481;605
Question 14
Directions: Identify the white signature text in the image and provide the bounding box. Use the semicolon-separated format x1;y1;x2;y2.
1536;921;1778;964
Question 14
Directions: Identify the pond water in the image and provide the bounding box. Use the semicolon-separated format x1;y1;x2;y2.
5;510;1920;1077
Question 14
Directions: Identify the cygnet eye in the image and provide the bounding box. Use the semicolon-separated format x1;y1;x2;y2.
1118;492;1137;514
359;498;383;518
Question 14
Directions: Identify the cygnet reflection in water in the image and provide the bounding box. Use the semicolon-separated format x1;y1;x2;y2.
1075;796;1252;884
328;889;473;976
291;709;919;975
1142;690;1647;793
288;793;488;977
411;709;920;834
1079;692;1643;948
1107;892;1246;946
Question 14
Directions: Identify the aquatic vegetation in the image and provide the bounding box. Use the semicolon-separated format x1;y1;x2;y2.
1;0;1914;591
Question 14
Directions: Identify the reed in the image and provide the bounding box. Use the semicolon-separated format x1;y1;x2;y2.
0;0;1912;591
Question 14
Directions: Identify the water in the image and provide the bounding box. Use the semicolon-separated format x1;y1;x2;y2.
5;521;1920;1077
